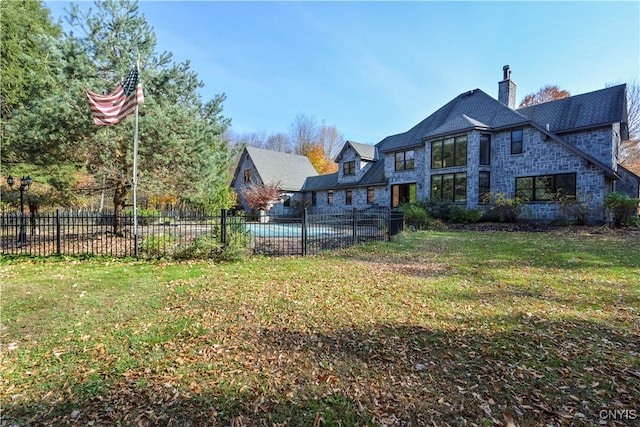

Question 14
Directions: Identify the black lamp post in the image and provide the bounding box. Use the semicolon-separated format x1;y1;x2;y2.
6;175;33;243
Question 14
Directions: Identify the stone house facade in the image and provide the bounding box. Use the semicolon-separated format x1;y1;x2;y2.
302;66;639;223
231;67;639;223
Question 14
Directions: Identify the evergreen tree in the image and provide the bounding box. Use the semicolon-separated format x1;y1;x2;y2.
3;1;236;233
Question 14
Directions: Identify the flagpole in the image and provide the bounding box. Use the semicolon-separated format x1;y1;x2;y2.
132;59;140;257
133;102;139;257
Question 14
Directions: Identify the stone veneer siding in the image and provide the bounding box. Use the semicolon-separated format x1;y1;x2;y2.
384;146;428;202
490;126;607;223
307;186;387;214
560;126;617;170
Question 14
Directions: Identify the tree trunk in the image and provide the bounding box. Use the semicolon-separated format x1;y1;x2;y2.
112;180;128;236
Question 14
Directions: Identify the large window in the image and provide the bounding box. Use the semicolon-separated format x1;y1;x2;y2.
345;189;352;205
367;187;375;204
479;171;491;203
480;134;491;165
516;173;576;201
431;135;467;169
327;190;334;205
391;183;416;208
395;150;415;171
343;161;356;176
431;172;467;202
511;129;523;155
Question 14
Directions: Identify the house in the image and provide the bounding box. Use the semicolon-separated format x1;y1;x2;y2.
302;140;388;212
230;146;318;215
301;66;639;223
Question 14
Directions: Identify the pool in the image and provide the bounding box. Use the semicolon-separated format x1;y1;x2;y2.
246;222;349;238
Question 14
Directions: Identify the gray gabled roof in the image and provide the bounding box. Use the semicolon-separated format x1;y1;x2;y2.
302;172;338;191
517;84;628;138
424;114;490;140
335;140;377;162
232;146;318;192
302;159;387;191
373;85;628;180
377;89;529;153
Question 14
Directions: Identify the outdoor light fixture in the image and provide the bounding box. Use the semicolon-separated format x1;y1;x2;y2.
5;175;33;243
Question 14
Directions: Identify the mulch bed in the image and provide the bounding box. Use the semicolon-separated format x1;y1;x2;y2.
444;222;640;236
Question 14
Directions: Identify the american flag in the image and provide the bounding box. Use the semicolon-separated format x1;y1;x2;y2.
86;67;145;126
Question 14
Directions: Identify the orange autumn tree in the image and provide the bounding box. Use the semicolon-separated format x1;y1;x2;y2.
307;143;338;174
519;84;570;107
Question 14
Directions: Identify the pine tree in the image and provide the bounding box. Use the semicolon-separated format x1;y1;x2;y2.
4;1;237;234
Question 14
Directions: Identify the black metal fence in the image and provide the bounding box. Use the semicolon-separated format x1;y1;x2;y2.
0;208;403;259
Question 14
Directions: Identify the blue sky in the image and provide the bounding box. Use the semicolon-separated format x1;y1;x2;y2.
46;1;640;145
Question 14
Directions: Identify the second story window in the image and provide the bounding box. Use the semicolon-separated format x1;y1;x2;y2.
343;160;356;176
395;150;415;171
345;189;352;205
243;169;252;183
511;129;523;155
327;190;334;205
479;134;491;165
431;135;467;169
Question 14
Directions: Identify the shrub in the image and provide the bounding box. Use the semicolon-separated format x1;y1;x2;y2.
449;206;484;223
141;235;177;258
424;201;454;222
423;201;482;223
603;192;639;227
483;193;523;223
399;202;432;229
172;233;248;262
557;196;590;225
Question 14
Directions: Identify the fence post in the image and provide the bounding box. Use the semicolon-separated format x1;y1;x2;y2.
301;208;307;256
352;208;358;245
56;208;62;255
221;208;227;247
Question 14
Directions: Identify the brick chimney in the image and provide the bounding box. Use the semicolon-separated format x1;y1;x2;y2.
498;65;516;109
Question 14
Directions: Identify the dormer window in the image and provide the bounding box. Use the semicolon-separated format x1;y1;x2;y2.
343;161;356;176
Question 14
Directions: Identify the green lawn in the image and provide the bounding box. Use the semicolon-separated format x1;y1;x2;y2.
1;229;639;426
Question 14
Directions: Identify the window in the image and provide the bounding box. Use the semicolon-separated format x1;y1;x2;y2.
431;135;467;169
515;173;576;201
345;189;352;205
283;195;291;207
478;171;490;203
311;191;317;206
243;169;252;183
431;172;467;202
511;129;523;155
395;150;415;171
367;187;375;204
479;134;491;165
343;161;356;176
391;183;417;208
327;190;334;205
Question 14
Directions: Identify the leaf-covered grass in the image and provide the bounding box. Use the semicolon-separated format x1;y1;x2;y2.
1;229;639;426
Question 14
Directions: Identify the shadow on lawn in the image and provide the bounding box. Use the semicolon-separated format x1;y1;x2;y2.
5;314;638;426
